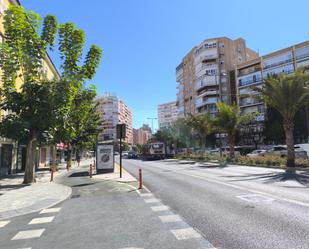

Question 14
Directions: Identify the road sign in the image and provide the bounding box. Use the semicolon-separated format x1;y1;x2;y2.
116;123;126;139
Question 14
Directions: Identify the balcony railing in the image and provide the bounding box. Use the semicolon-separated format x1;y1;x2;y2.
238;79;262;88
263;58;293;70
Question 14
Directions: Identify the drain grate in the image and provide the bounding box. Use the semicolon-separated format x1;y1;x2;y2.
71;194;81;199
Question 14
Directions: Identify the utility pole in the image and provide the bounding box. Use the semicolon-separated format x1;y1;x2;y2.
147;117;157;133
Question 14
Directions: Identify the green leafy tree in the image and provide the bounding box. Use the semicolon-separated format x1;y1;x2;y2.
213;102;255;158
0;6;58;183
257;72;309;167
70;85;102;159
57;22;102;169
186;113;212;149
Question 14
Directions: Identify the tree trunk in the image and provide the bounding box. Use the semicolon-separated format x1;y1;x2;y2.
66;143;72;171
23;133;37;184
229;134;235;158
284;121;295;168
51;144;57;171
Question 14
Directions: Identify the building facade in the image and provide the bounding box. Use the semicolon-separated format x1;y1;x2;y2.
0;0;60;176
233;40;309;145
96;93;133;145
133;124;152;145
176;37;258;118
158;101;178;129
235;40;309;118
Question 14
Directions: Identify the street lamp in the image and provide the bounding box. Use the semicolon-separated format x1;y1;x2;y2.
147;117;157;133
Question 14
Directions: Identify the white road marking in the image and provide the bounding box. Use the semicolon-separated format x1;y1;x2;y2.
40;207;61;214
237;194;274;203
153;163;309;208
0;220;10;228
139;193;153;198
119;248;144;249
170;227;202;240
11;229;45;240
159;215;182;223
151;205;169;212
29;216;55;225
17;248;32;249
144;198;160;203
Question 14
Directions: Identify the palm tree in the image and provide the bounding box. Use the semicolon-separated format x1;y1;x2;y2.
257;72;309;168
186;113;211;149
213;102;254;158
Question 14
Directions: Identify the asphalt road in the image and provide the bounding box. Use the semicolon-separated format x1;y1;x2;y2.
0;160;215;249
121;158;309;249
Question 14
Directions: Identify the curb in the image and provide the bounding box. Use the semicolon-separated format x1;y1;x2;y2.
0;183;72;221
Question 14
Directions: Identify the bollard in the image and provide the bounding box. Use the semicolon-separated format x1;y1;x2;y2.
89;164;93;178
93;159;96;167
50;168;54;182
138;169;142;189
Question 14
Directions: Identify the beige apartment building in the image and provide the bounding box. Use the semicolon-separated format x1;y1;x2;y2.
232;40;309;145
176;37;258;117
158;101;178;129
133;124;152;145
235;40;309;118
96;93;133;145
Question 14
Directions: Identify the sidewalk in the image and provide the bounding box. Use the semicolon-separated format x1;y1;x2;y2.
0;159;91;220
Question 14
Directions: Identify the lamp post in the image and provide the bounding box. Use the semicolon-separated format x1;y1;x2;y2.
147;117;157;134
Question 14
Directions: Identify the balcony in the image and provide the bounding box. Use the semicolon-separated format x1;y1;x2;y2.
239;99;263;108
238;79;262;88
197;89;219;97
195;76;218;91
196;96;218;108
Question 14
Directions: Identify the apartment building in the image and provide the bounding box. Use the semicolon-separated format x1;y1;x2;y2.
0;0;60;176
158;101;178;129
96;93;133;145
133;124;152;145
176;37;258;117
235;40;309;119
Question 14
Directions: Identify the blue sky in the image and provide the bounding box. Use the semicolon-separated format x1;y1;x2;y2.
22;0;309;130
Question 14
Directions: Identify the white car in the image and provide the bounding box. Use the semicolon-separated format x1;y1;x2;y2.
264;145;308;158
247;149;267;157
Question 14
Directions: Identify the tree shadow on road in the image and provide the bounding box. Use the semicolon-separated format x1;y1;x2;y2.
226;171;309;187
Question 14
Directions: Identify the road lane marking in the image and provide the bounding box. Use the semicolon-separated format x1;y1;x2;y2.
29;216;55;225
40;207;61;214
159;215;182;223
151;205;170;212
144;198;160;203
237;194;274;203
170;227;202;240
151;163;309;208
0;220;10;228
11;229;45;240
139;193;154;198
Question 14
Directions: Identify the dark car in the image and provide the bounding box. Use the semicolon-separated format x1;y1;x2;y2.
128;151;138;159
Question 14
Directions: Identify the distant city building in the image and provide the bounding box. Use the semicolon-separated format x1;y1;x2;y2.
133;124;152;145
176;37;258;118
96;93;133;145
158;101;178;129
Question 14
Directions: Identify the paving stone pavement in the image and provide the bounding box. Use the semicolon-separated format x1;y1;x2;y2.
0;159;92;220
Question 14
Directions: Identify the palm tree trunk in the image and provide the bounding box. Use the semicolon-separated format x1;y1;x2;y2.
229;134;235;158
23;132;37;184
283;121;295;168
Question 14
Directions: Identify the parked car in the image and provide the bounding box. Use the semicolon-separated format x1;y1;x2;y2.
122;151;129;157
264;145;308;158
114;151;119;156
208;147;241;156
128;151;138;159
246;149;267;157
